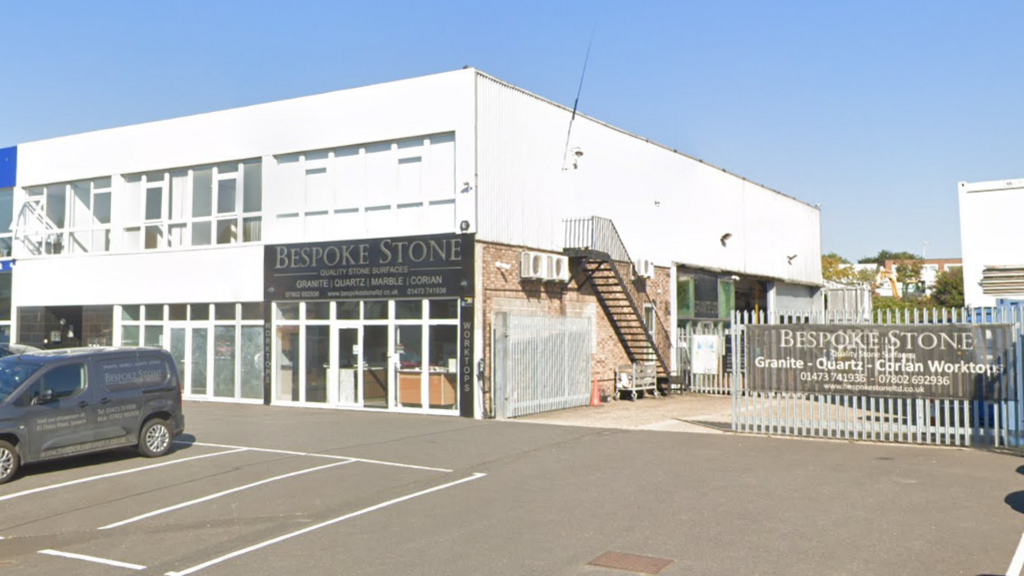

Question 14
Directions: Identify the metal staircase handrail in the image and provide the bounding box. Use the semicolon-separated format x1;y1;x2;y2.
566;216;672;376
605;259;672;373
564;216;633;264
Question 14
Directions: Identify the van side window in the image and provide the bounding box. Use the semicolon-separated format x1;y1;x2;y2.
42;364;87;400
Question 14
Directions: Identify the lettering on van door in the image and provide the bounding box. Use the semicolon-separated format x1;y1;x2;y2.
97;403;141;423
95;357;171;443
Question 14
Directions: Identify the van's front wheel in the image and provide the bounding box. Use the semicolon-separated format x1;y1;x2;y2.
0;440;20;484
138;419;172;458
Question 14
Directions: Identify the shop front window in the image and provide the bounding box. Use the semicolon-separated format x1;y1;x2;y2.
276;325;300;401
396;325;423;408
214;326;236;397
305;326;329;403
428;325;458;410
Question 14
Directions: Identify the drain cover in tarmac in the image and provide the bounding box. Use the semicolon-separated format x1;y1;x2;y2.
587;551;673;574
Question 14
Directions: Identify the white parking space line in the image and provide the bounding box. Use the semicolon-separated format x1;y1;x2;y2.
182;440;454;472
39;549;146;571
100;459;356;530
164;472;487;576
0;448;248;503
1006;529;1024;576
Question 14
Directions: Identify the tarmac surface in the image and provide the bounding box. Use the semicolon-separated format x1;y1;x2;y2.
1;398;1022;576
516;391;734;433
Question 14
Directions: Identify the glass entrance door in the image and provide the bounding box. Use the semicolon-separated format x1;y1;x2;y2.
336;327;359;406
362;325;389;409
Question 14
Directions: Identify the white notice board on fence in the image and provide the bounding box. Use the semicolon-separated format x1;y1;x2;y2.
691;335;719;375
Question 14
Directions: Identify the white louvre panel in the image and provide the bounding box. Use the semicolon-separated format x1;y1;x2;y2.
548;255;570;282
634;259;654;279
981;266;1024;296
520;251;548;280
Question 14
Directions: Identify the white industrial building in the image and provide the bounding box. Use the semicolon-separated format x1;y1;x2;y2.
959;177;1024;307
0;68;823;418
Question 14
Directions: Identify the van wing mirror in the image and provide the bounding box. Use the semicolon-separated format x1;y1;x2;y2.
35;389;55;405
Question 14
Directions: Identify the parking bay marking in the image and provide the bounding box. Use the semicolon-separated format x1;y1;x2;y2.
100;459;356;530
1006;528;1024;576
0;448;248;503
39;549;146;571
164;472;487;576
180;440;454;473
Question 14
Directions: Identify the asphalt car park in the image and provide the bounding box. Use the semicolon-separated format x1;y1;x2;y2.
1;401;1024;576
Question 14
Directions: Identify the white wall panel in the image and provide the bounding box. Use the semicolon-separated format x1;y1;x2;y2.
18;71;477;190
475;74;822;286
959;178;1024;307
14;245;263;306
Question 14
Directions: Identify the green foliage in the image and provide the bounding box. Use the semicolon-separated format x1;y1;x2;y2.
854;267;878;284
895;261;923;284
930;266;964;308
857;250;921;266
871;294;932;317
822;253;856;282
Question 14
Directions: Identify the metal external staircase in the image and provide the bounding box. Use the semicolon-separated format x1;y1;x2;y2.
13;198;60;256
564;217;671;379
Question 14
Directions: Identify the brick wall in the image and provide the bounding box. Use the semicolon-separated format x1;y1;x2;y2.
478;241;672;415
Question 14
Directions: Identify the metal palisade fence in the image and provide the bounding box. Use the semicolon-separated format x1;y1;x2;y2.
678;320;733;395
729;306;1024;449
492;312;593;418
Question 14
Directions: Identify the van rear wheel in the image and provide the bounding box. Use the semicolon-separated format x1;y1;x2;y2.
138;419;172;458
0;440;19;484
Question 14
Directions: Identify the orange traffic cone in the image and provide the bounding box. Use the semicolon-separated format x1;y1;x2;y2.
590;377;602;407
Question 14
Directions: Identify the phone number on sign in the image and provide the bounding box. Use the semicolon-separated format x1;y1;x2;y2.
799;372;867;383
877;374;951;386
406;287;448;296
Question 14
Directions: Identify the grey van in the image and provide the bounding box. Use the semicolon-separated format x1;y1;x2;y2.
0;347;185;484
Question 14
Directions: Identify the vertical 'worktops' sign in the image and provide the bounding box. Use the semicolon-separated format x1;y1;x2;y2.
265;234;474;301
746;324;1015;400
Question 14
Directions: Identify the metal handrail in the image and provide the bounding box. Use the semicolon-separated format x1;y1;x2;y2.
566;216;672;375
564;216;633;264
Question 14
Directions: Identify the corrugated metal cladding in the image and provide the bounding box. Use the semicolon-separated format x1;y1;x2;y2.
474;72;822;287
475;75;570;252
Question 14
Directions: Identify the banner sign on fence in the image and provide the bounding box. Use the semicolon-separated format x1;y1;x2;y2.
691;335;719;375
745;324;1015;400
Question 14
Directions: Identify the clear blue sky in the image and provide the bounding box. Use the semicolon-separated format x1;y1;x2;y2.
3;1;1021;261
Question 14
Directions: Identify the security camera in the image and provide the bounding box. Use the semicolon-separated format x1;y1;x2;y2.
495;261;512;271
571;147;584;158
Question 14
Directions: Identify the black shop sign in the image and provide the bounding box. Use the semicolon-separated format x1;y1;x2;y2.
265;233;474;301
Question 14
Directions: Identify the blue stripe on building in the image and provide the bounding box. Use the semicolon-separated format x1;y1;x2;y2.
0;146;16;188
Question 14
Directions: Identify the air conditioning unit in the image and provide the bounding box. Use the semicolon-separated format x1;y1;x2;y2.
520;251;548;280
634;259;655;279
547;255;571;283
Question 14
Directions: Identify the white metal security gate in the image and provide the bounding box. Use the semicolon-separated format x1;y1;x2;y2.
729;307;1024;449
492;313;592;418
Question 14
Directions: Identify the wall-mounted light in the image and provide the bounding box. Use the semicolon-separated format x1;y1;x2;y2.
460;220;470;232
720;233;732;247
787;254;798;264
566;147;584;170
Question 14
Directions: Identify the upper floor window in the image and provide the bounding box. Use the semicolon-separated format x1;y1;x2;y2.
274;133;455;240
124;159;262;251
20;178;112;256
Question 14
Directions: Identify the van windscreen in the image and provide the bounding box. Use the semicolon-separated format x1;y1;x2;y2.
0;359;43;404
